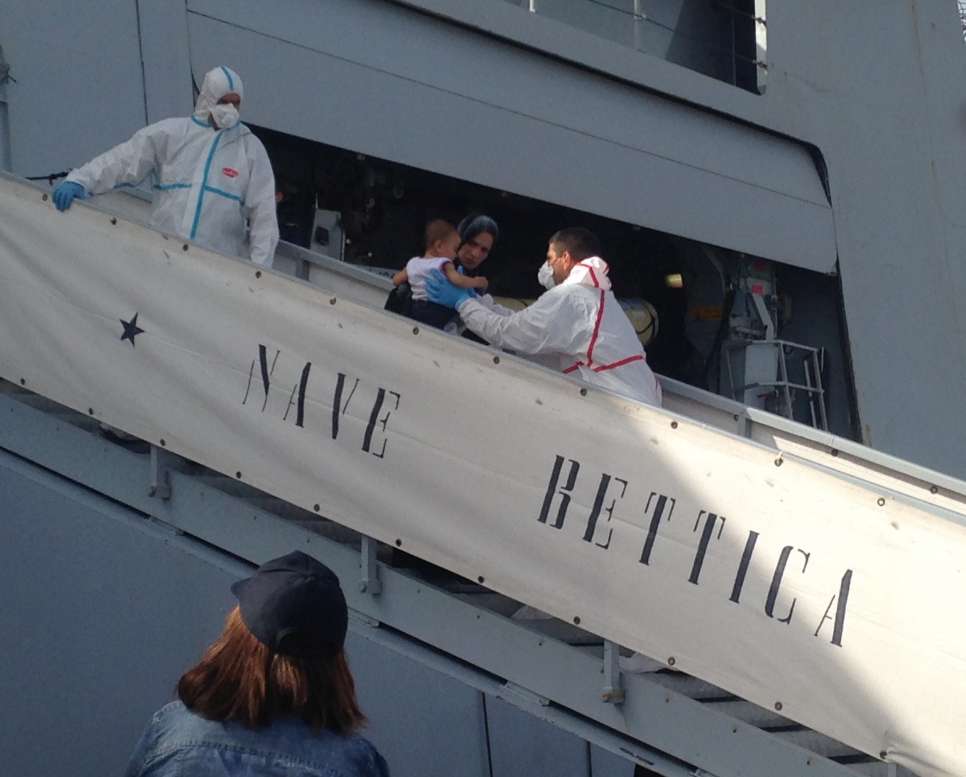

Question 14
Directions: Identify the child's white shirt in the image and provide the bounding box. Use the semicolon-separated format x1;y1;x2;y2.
406;256;452;301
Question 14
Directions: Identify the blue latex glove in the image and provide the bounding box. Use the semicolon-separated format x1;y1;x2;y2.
52;181;87;211
425;269;473;309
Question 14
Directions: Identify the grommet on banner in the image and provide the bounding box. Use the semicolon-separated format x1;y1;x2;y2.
670;420;678;429
774;457;783;467
329;297;337;305
412;326;419;335
667;656;676;666
110;217;117;225
877;497;886;507
42;193;48;202
255;270;261;279
492;356;500;365
235;471;242;479
182;244;189;252
579;388;587;396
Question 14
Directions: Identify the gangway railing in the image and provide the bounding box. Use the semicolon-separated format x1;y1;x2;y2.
1;173;963;777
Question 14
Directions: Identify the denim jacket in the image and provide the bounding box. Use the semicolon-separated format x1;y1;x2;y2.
124;702;389;777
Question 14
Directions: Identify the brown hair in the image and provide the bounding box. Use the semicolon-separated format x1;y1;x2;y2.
177;607;366;734
549;227;602;262
424;218;457;252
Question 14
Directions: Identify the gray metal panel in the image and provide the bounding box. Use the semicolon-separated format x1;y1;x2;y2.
0;454;244;777
2;0;146;178
590;744;637;777
137;0;194;123
487;696;590;777
184;0;835;272
349;637;490;777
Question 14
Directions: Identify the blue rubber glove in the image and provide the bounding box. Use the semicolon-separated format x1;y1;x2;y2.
425;269;473;309
52;181;87;211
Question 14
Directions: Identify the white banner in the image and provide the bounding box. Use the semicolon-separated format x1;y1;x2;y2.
1;176;964;777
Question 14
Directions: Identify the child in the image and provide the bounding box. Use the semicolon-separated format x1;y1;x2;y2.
392;219;488;328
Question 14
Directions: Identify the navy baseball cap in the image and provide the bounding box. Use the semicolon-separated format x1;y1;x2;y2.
231;551;348;658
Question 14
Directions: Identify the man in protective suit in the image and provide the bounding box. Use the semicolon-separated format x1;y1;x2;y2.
52;66;279;267
427;227;662;407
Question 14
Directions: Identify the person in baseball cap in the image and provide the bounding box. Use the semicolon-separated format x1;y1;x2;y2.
124;551;388;777
231;550;348;658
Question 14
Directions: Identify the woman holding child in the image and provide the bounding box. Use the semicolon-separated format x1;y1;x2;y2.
387;213;500;330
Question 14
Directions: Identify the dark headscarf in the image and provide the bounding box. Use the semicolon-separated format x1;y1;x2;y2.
456;214;499;277
457;214;499;247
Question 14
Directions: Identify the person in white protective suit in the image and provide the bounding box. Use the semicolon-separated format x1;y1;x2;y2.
52;66;279;266
426;227;663;407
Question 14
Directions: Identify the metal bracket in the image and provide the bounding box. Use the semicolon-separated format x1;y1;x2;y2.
601;640;625;704
348;608;381;628
148;445;171;500
500;681;550;709
359;536;382;595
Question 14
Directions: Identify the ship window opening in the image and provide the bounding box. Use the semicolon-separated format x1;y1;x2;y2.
492;0;766;93
255;123;854;439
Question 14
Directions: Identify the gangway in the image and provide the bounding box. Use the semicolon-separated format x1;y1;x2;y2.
1;173;964;777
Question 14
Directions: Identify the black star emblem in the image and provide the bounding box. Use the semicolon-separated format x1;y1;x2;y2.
120;312;145;348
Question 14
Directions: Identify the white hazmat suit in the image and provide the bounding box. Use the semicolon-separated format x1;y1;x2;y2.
65;66;278;265
457;257;663;406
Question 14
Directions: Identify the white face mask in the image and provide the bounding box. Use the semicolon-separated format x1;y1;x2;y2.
210;103;240;130
537;260;556;290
